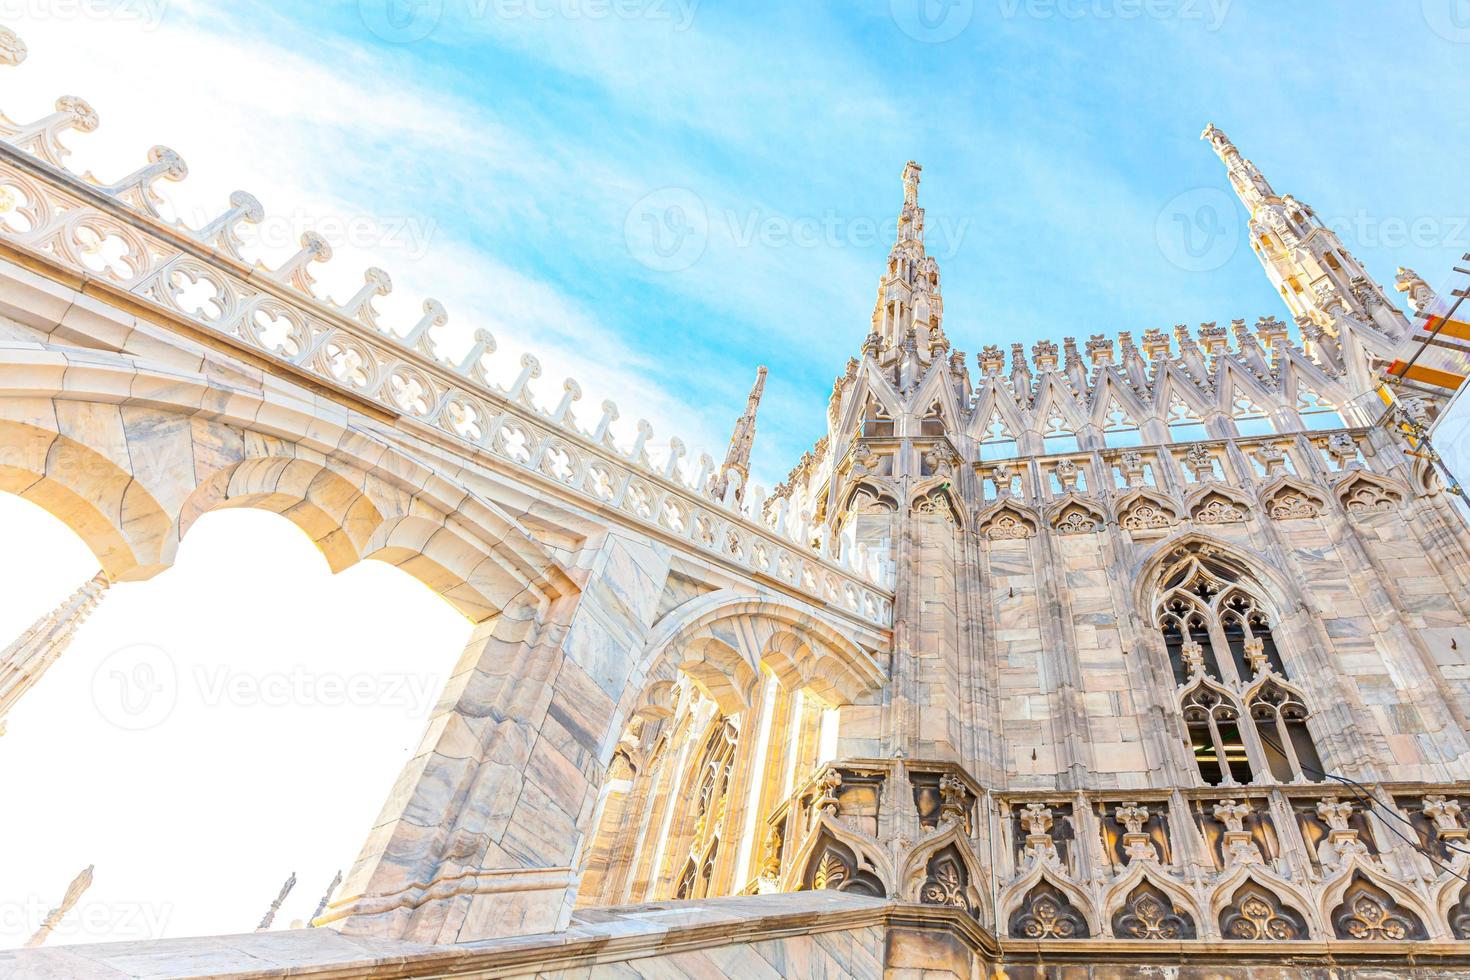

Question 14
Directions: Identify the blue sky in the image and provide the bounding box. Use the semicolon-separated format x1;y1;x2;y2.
1;1;1468;943
171;0;1470;487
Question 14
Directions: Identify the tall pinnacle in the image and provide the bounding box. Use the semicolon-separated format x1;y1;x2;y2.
1201;122;1404;339
1201;123;1278;211
869;160;944;357
0;570;109;736
711;365;767;504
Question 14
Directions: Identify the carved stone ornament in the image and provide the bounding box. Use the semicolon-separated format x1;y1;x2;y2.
1117;451;1146;488
803;834;885;898
1330;875;1428;941
1010;882;1090;939
1423;795;1469;841
1267;489;1321;520
1054;506;1100;535
1253;445;1287;476
1121;501;1173;531
1341;477;1401;516
1193;494;1246;525
1185;445;1216;481
985;512;1033;541
1213;799;1265;867
1054;458;1080;491
1326;432;1361;469
813;769;842;814
1019;803;1063;870
1114;802;1160;864
1111;881;1196;940
937;774;968;831
759;825;783;880
1219;882;1309;940
918;846;974;916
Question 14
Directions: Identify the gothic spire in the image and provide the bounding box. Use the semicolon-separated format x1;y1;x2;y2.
1201;123;1278;210
710;365;766;504
1201;123;1406;344
870;160;944;358
25;865;94;948
0;570;109;736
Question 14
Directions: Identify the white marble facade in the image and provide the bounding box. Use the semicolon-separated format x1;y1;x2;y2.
4;24;1470;977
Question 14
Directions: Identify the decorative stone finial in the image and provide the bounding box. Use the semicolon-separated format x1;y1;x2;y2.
0;26;28;66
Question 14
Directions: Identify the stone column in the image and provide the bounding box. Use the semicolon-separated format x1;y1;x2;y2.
324;533;671;943
0;570;108;735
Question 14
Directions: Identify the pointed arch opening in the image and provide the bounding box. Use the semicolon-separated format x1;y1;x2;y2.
1151;544;1324;786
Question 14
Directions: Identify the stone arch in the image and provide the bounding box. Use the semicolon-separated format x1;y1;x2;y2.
1258;475;1327;521
840;480;897;519
1114;488;1179;533
175;456;383;574
1322;867;1433;941
1335;471;1407;517
1106;874;1199;940
1186;485;1251;525
632;590;884;723
1130;533;1297;623
1434;864;1470;939
1046;493;1107;536
0;417;173;581
998;862;1099;939
1410;455;1444;497
762;629;860;708
1005;874;1095;940
909;483;963;527
630;679;676;721
362;514;543;623
1210;868;1314;940
676;636;758;714
977;500;1038;541
785;817;890;898
1240;671;1310;708
899;822;989;920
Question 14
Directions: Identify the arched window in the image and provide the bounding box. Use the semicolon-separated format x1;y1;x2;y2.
862;397;894;438
1042;407;1080;454
1295;385;1345;431
1230;388;1276;437
1101;398;1142;448
979;410;1018;461
1249;680;1323;782
920;400;945;436
1181;683;1252;786
1153;547;1323;786
1165;394;1209;444
674;717;738;899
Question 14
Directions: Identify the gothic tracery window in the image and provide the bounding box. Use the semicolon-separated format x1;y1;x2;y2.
674;717;738;899
1153;548;1323;787
980;410;1018;461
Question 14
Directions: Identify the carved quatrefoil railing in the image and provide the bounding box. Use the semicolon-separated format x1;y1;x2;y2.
0;99;892;627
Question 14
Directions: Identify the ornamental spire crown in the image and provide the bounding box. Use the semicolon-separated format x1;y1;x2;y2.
711;364;767;504
1201;122;1278;211
869;160;944;357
